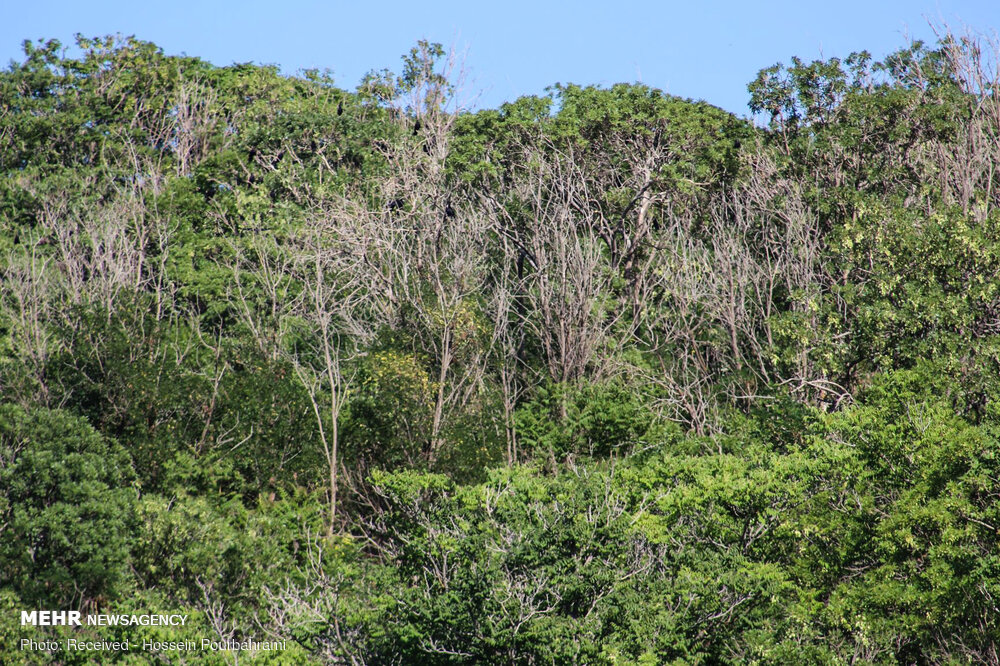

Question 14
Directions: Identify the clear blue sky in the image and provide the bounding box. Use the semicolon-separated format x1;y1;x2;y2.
3;1;999;116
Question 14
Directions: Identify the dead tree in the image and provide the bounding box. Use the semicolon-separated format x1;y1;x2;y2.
232;209;374;530
501;139;629;391
352;44;491;462
635;146;833;432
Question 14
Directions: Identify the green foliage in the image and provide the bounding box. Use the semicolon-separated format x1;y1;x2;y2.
0;404;137;606
2;28;1000;664
814;367;1000;661
516;381;656;459
44;299;211;489
346;350;435;468
132;490;320;609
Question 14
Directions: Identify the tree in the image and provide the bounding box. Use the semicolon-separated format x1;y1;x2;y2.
232;209;375;530
0;404;137;608
354;42;493;463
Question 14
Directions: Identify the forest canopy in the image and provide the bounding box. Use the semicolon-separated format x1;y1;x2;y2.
3;27;1000;664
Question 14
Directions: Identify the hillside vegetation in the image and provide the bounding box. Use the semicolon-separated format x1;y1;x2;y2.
3;29;1000;664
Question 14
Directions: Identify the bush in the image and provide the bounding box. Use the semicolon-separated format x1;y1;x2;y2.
0;404;137;606
515;381;655;459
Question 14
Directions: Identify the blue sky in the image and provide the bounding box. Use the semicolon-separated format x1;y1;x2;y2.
3;1;999;116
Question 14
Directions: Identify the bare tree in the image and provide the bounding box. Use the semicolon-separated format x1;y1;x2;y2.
348;43;492;462
484;233;528;464
232;207;375;530
495;139;629;392
1;249;56;405
634;146;836;431
920;26;1000;219
0;164;180;405
173;73;222;177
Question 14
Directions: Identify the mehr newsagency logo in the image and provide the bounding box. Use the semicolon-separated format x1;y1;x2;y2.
22;611;187;626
